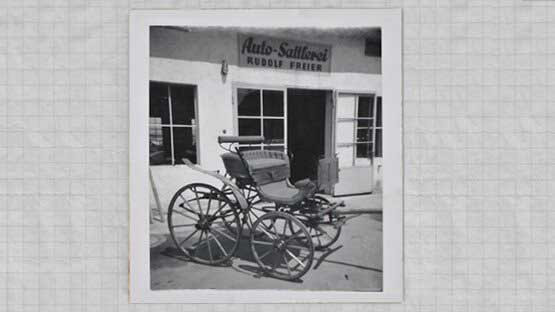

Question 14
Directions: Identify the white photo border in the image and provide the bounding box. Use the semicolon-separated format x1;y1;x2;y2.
129;8;403;303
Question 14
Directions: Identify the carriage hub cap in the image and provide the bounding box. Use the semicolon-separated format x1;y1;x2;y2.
275;240;286;251
196;217;211;230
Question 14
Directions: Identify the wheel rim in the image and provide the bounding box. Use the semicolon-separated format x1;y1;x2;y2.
251;212;314;281
168;184;241;265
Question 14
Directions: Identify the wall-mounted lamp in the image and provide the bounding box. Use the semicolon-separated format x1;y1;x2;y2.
221;60;228;77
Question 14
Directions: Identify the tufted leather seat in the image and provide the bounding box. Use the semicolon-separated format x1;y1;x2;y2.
258;179;316;206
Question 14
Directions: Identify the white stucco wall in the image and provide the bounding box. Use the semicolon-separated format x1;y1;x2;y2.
148;27;383;213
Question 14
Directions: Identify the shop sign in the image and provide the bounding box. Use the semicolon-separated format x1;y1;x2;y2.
238;34;331;73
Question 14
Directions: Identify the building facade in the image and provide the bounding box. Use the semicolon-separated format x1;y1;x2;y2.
149;26;383;212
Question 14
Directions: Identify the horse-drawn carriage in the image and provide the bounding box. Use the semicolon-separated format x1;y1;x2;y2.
167;136;345;281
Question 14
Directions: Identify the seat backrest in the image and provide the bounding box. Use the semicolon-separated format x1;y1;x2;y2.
220;150;290;186
241;150;290;166
242;150;290;186
220;152;251;181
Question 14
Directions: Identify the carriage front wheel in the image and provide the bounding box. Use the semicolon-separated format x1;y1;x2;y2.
168;183;241;265
250;212;314;281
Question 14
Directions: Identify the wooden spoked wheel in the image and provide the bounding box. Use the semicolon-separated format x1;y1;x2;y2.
301;195;342;250
168;183;241;265
250;212;314;281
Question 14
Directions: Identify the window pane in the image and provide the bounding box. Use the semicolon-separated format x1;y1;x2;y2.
355;142;372;166
149;123;172;165
376;96;382;127
357;95;374;118
173;127;197;164
375;128;382;157
238;118;261;136
150;81;170;124
262;90;284;116
355;143;373;158
357;119;373;128
238;88;261;116
170;84;196;125
263;119;284;144
356;128;372;143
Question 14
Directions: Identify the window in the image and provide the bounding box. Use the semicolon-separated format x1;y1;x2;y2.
236;87;286;151
149;81;197;165
354;95;375;166
336;93;382;167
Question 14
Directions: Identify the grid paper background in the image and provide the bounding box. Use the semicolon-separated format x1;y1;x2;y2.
1;0;555;311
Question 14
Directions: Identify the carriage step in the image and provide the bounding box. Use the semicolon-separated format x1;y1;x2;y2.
316;201;344;217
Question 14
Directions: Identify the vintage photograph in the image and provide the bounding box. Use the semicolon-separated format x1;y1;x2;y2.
129;9;402;303
148;26;384;291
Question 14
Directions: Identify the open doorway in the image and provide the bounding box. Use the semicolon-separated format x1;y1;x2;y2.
287;89;330;183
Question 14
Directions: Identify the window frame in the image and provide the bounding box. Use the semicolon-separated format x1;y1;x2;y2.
374;95;383;158
233;84;288;152
149;80;199;166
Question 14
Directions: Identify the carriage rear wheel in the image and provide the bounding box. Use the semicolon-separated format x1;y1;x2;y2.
305;196;342;250
168;183;241;265
250;212;314;281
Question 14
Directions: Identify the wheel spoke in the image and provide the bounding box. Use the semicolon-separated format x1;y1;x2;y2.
282;254;293;277
210;226;237;242
285;228;302;243
259;226;278;240
260;219;280;239
192;186;204;217
251;239;274;246
178;229;199;247
206;193;213;215
206;233;214;262
210;201;231;218
178;195;201;214
285;243;311;252
174;205;200;221
210;232;228;257
174;202;198;217
258;248;274;260
285;249;306;268
193;230;205;254
171;223;196;228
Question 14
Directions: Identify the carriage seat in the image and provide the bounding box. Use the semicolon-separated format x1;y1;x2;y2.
221;149;316;205
258;179;316;206
247;158;287;171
